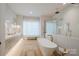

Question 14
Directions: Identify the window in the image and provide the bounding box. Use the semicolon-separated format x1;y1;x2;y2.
46;21;56;35
23;20;40;37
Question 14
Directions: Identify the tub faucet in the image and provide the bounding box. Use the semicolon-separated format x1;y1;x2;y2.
47;35;53;42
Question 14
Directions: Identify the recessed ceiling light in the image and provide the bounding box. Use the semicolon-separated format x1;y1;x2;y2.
29;11;32;14
63;3;66;5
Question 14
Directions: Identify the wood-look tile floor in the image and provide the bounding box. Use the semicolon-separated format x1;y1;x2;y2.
5;39;20;54
6;39;43;56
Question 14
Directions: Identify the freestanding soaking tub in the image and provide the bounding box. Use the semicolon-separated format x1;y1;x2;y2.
37;38;57;56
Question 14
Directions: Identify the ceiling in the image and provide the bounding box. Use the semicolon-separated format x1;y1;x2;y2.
8;3;64;17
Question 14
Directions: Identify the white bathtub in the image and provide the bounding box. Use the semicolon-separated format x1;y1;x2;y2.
37;38;57;56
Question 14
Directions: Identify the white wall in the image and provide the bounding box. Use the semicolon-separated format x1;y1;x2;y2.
40;16;45;37
62;6;79;37
53;5;79;55
5;5;16;21
0;4;7;55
